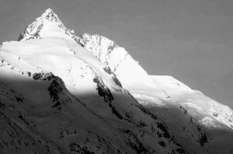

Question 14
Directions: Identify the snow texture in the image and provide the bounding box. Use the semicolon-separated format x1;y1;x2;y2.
0;8;233;154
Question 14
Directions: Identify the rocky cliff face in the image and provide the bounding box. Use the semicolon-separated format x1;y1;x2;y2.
0;8;233;154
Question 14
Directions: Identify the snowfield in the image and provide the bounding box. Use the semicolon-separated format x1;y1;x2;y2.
0;8;233;154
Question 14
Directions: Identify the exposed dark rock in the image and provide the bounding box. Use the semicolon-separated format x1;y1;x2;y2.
122;129;149;154
103;66;122;87
93;77;113;102
157;122;170;139
32;72;55;81
48;79;63;102
108;103;123;120
199;133;208;147
112;76;122;88
175;148;186;154
158;141;166;147
103;66;112;75
17;33;24;41
18;114;30;126
0;102;5;109
15;96;23;103
69;143;95;154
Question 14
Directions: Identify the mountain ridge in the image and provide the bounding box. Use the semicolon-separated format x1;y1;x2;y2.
0;8;233;154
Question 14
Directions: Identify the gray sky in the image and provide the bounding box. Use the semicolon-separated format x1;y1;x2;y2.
0;0;233;108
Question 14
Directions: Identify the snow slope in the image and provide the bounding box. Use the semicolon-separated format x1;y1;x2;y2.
80;31;233;128
0;8;233;154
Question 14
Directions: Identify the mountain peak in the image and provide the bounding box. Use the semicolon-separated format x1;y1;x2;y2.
18;8;76;41
40;8;60;23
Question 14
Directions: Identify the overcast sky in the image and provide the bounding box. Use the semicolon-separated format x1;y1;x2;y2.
0;0;233;108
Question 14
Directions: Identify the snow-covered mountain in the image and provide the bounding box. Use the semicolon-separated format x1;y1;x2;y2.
0;8;233;154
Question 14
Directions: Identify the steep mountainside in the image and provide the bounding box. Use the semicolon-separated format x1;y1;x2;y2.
0;8;233;154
